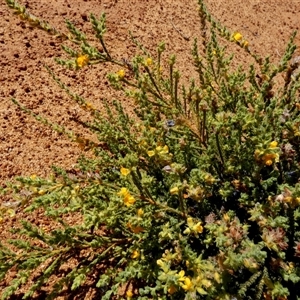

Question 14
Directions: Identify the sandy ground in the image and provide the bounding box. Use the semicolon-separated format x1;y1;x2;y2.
1;0;300;184
0;0;300;297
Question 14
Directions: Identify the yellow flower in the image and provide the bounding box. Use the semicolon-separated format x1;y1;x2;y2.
284;196;293;203
147;145;169;158
76;54;89;68
124;194;136;207
117;187;130;197
265;160;273;166
147;150;155;157
233;32;243;41
126;290;133;298
145;57;153;66
131;250;140;259
120;167;131;176
193;222;203;233
262;152;279;166
117;188;136;207
181;277;193;291
269;141;278;148
156;145;169;154
84;102;95;110
185;217;203;234
30;174;37;180
117;69;125;79
38;189;46;195
170;186;179;195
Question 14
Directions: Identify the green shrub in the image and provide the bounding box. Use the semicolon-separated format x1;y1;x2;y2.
2;0;300;299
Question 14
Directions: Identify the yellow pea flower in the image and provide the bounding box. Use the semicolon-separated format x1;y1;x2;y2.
117;69;125;79
284;196;293;203
193;222;203;233
126;290;133;298
84;102;95;110
76;54;89;68
233;32;242;41
38;189;46;195
185;218;203;235
117;187;130;197
265;160;273;166
156;145;169;154
131;250;140;259
181;277;193;291
170;186;179;195
147;150;155;157
124;194;136;207
120;167;131;176
117;188;136;207
145;57;153;66
261;152;279;166
269;141;278;148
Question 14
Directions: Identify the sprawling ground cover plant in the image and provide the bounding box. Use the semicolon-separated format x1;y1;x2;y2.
2;0;300;299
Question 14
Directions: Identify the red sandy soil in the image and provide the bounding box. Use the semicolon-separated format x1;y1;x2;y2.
0;0;300;298
1;0;300;184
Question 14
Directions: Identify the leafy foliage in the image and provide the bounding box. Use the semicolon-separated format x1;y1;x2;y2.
2;0;300;299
